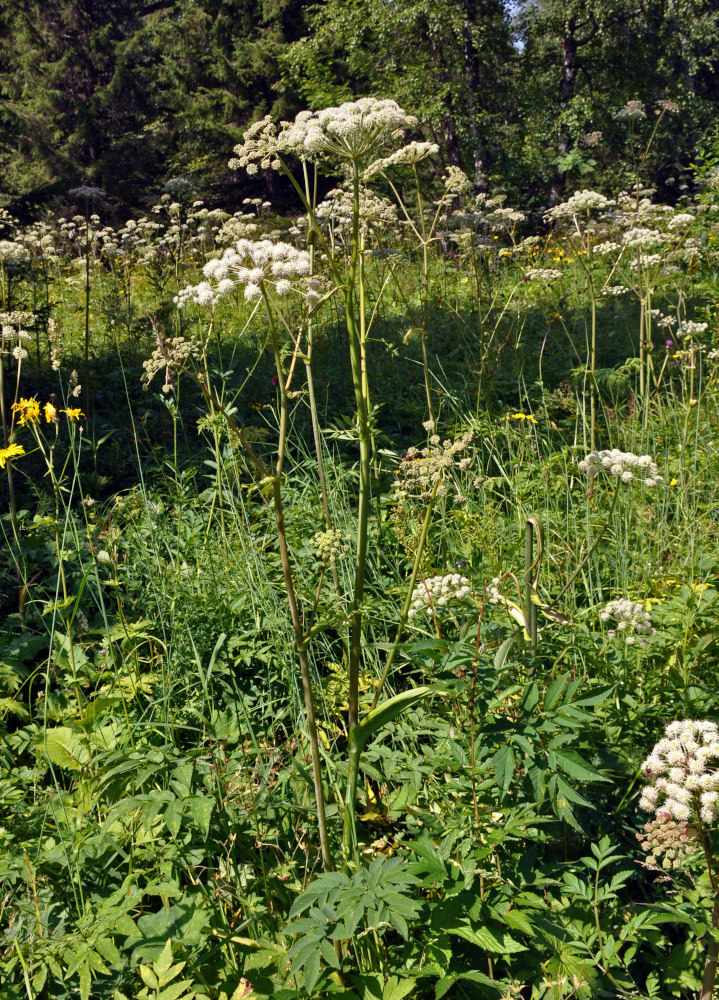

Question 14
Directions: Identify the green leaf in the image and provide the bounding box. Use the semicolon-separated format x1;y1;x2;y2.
494;635;516;670
543;675;567;711
164;799;185;838
350;687;431;754
319;937;340;969
141;965;160;990
555;775;594;808
383;976;415;1000
573;685;614;707
553;748;608;783
519;682;539;712
188;795;213;838
158;980;196;1000
0;697;30;720
35;727;90;771
435;971;503;999
155;940;174;977
493;745;515;796
447;922;506;952
95;936;123;968
303;948;321;995
134;905;207;964
79;961;91;1000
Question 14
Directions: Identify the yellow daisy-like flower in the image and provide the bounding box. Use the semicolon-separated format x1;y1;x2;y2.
505;412;538;424
63;407;84;421
0;442;25;468
11;397;41;426
44;402;57;423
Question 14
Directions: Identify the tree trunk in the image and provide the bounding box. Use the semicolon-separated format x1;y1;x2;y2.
461;0;488;190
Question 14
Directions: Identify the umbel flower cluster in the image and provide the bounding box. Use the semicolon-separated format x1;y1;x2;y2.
639;720;719;823
636;818;697;870
408;574;471;619
175;239;312;307
545;189;612;221
600;598;656;645
316;187;398;232
311;528;346;566
230;98;418;173
393;430;474;502
578;449;662;486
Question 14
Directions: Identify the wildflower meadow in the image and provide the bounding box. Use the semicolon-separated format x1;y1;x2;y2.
5;88;719;1000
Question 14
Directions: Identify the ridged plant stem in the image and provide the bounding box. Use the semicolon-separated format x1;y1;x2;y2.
263;289;334;873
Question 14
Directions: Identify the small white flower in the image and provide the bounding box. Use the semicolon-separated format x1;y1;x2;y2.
408;573;471;618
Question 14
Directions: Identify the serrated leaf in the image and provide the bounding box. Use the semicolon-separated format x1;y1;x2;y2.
303;949;321;995
447;922;506;952
553;748;608;783
435;974;457;999
555;775;594;808
573;685;614;707
95;936;123;968
36;727;90;771
155;939;174;977
493;745;515;795
158;979;196;1000
543;675;567;711
519;682;539;712
383;976;415;1000
501;908;535;936
319;937;340;968
141;965;160;989
0;698;30;720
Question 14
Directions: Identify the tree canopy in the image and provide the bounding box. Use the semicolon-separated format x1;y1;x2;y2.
1;0;719;210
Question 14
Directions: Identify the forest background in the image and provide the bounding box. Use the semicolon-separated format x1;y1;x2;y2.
2;0;719;214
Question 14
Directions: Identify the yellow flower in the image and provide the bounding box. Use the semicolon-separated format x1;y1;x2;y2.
11;397;41;426
44;402;57;423
63;407;84;421
505;412;538;424
670;477;678;486
0;442;25;468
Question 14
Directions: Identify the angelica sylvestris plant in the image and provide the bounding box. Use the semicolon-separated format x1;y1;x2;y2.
231;98;433;858
173;235;335;870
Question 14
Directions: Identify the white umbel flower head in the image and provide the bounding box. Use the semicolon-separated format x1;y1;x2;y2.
545;190;612;221
232;99;418;174
578;449;662;487
408;573;471;619
175;239;311;308
639;720;719;823
601;598;656;646
278;98;417;163
363;141;439;178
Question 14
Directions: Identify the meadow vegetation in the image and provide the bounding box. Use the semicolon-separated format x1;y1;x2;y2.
4;96;719;1000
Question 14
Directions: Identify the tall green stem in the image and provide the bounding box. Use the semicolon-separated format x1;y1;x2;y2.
413;164;434;426
302;161;342;599
263;290;334;872
347;162;372;738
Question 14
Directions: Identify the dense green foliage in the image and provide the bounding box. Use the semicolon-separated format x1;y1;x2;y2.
4;96;719;998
